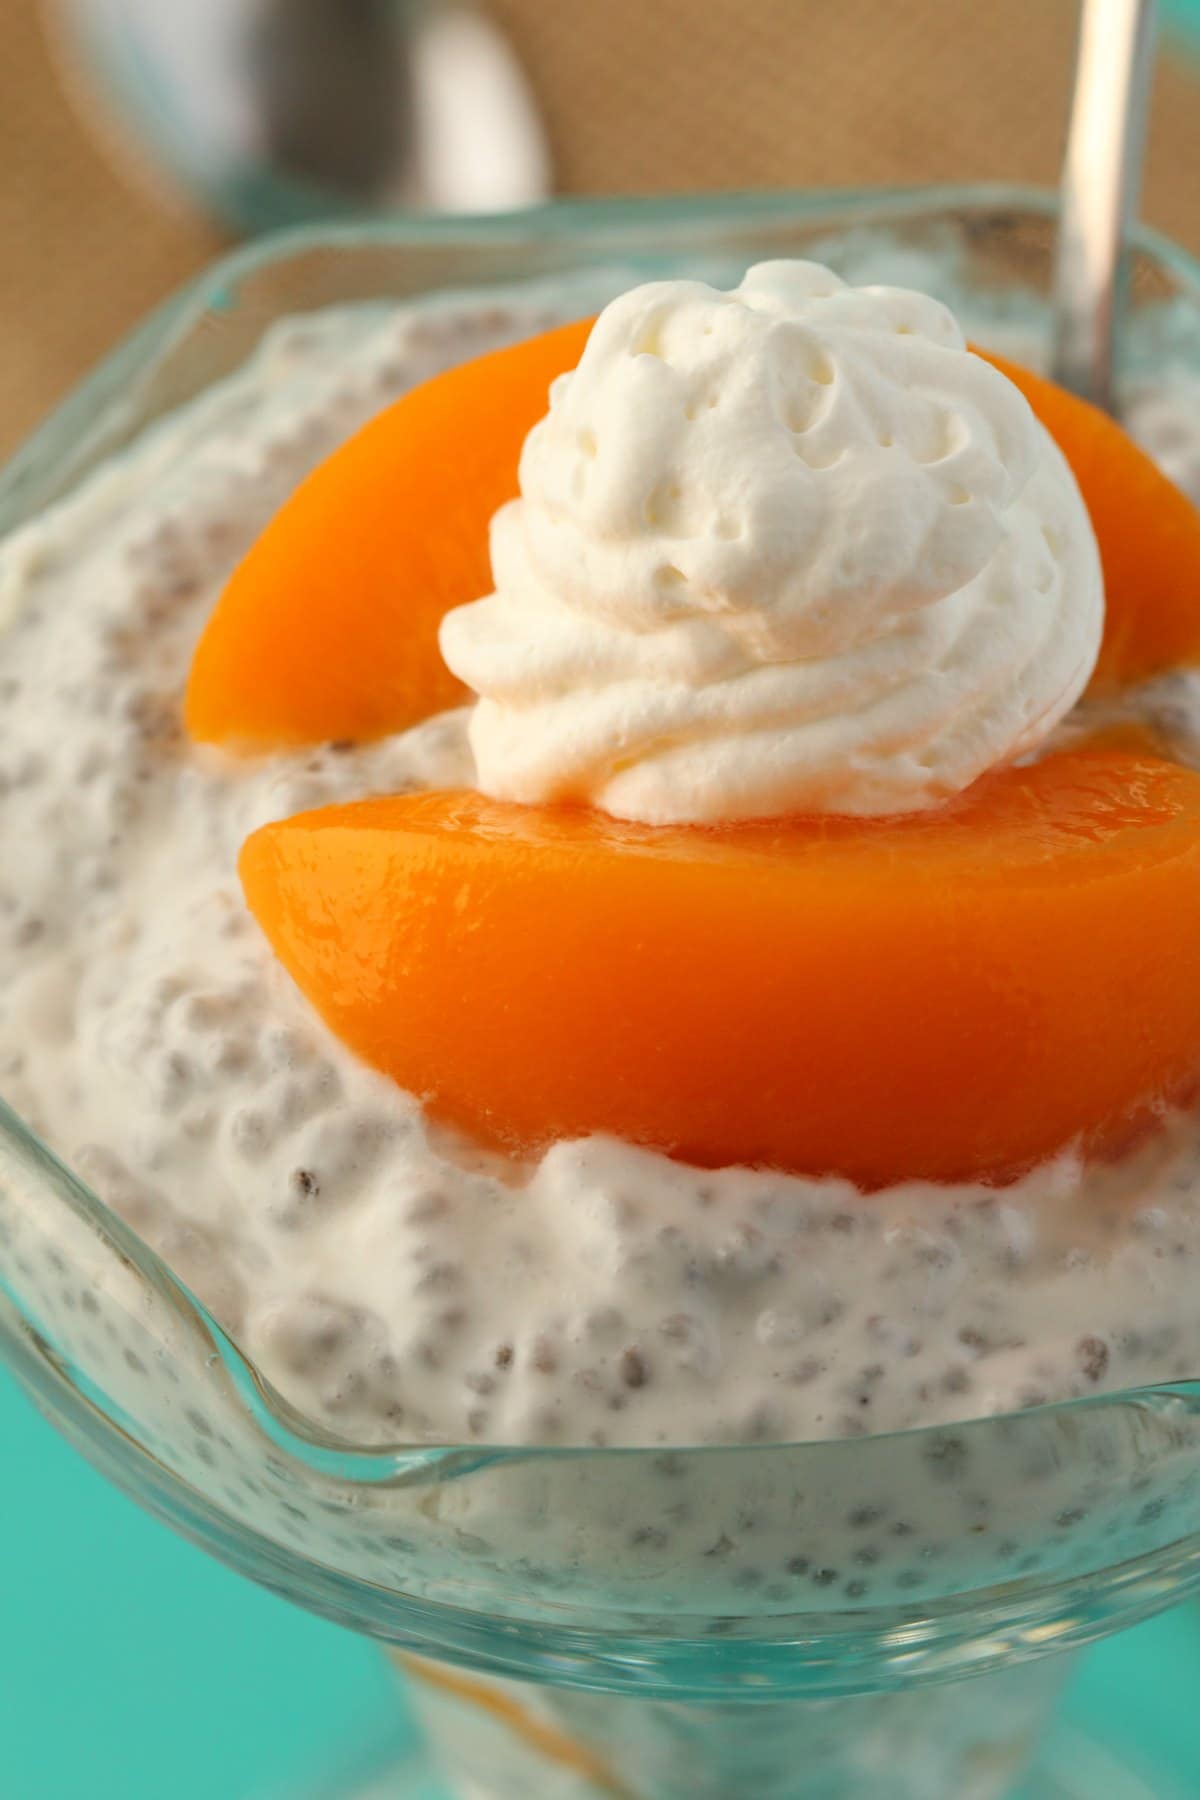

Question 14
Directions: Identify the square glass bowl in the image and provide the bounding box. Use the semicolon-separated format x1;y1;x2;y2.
3;186;1200;1800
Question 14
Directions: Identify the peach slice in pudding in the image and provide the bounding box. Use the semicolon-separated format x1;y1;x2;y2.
185;317;595;750
241;746;1200;1189
186;321;1200;757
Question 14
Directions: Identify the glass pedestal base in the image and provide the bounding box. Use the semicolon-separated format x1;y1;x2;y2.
1013;1725;1184;1799
310;1611;1198;1800
321;1720;1182;1800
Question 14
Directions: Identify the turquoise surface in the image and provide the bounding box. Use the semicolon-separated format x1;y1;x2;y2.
0;1372;397;1800
4;1364;1200;1798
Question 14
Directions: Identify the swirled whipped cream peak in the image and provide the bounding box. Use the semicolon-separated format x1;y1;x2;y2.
440;259;1104;822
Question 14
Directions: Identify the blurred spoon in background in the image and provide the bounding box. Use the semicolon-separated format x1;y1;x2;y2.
47;0;551;232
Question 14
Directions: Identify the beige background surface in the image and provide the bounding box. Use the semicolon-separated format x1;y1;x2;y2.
3;0;1199;458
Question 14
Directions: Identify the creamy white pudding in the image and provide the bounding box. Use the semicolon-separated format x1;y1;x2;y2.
2;270;1200;1450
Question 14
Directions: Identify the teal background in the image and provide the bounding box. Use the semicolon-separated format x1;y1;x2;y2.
4;5;1200;1797
0;1372;399;1799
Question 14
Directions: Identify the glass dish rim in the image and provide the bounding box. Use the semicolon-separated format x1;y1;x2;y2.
7;178;1200;530
5;179;1200;1481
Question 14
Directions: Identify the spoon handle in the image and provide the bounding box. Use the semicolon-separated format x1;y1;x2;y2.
1051;0;1158;414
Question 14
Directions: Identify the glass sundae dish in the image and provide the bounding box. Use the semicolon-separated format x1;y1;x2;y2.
3;189;1200;1799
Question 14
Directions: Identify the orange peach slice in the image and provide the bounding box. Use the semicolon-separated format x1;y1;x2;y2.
974;347;1200;691
185;317;595;750
240;746;1200;1188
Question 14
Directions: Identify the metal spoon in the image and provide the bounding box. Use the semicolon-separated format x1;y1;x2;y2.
248;0;551;215
1051;0;1158;414
51;0;551;230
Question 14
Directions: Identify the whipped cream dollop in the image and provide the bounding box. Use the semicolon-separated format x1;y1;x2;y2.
440;260;1104;822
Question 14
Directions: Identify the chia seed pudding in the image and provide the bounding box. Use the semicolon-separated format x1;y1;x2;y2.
3;269;1200;1458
